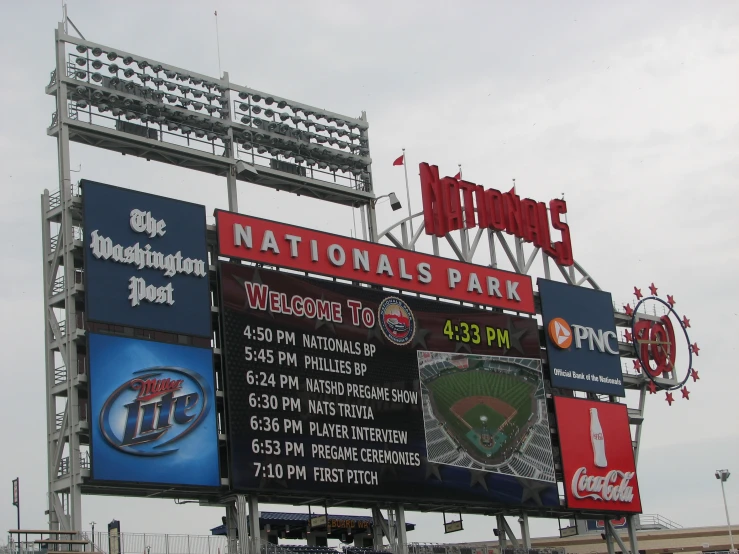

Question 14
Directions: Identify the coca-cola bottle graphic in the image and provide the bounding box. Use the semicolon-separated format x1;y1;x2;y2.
590;408;608;468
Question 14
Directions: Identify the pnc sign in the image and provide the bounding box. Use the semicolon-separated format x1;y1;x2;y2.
538;279;625;397
419;162;573;266
547;317;618;355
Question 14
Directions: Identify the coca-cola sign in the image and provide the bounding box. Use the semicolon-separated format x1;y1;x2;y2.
554;397;642;513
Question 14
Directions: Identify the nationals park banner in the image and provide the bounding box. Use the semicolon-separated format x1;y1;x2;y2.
216;210;535;314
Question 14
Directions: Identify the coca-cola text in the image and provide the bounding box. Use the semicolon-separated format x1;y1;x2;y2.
571;467;635;503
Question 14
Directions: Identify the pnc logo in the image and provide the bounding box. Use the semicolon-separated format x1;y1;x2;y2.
547;317;618;355
100;366;211;456
548;318;572;348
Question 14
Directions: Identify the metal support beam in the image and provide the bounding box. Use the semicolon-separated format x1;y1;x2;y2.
247;495;260;554
496;515;507;552
371;507;385;550
368;203;379;243
627;515;640;554
227;170;239;212
500;516;519;549
226;503;238;554
606;520;631;554
386;508;397;553
235;495;249;554
604;520;617;554
45;21;82;533
519;513;531;550
395;504;408;554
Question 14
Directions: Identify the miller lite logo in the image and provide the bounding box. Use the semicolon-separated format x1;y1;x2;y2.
100;367;211;456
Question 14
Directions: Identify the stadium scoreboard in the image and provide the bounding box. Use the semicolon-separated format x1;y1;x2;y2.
220;262;557;506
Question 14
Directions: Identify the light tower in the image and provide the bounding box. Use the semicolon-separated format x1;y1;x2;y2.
715;469;736;554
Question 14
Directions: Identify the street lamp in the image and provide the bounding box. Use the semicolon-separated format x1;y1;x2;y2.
715;469;736;554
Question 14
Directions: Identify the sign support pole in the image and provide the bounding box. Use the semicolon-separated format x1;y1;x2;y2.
499;516;519;550
607;520;632;554
223;71;239;213
496;515;507;552
604;521;617;554
395;504;407;554
235;495;249;554
247;495;260;554
627;516;640;554
226;504;238;554
519;514;531;550
371;507;385;551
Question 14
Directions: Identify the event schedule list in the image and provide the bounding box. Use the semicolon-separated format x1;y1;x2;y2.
235;322;422;488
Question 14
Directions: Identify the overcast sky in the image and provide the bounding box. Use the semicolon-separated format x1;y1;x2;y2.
1;0;738;546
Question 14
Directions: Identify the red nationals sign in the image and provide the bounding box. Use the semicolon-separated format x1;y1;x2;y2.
216;211;535;314
419;163;574;266
554;397;642;513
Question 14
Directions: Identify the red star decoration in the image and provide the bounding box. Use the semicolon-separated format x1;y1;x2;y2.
624;329;633;342
691;369;699;382
633;287;643;300
649;282;658;296
682;316;691;328
667;295;676;307
647;380;657;394
665;392;674;406
691;342;700;356
681;386;690;400
624;303;634;316
632;359;642;371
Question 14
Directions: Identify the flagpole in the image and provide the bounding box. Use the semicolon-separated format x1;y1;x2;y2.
402;148;414;236
214;10;222;78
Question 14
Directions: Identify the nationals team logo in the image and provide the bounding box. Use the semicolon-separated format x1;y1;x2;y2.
624;283;699;405
100;366;211;456
377;297;416;346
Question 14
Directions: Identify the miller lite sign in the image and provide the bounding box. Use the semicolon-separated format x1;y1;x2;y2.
554;396;642;513
89;333;220;487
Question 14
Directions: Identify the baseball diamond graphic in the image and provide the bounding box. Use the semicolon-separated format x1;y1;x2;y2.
417;351;555;482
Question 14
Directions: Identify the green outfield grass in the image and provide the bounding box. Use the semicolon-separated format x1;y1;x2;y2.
463;403;508;431
426;369;535;453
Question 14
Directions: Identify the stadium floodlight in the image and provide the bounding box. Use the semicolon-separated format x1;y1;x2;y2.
372;192;401;212
235;160;259;178
716;469;736;553
49;25;374;224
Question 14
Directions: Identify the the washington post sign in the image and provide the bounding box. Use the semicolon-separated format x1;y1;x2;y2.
82;180;211;337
